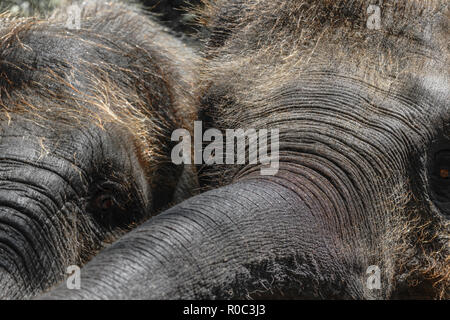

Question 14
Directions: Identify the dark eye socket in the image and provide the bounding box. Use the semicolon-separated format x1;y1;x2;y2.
438;168;449;179
434;151;450;180
87;181;140;228
94;194;120;211
429;148;450;216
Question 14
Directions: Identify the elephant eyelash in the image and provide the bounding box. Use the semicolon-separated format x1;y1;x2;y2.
94;193;123;211
84;177;146;229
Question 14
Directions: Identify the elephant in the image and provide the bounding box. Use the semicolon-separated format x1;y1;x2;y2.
0;0;198;299
40;0;449;300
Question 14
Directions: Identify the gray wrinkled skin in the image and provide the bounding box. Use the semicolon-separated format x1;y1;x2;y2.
41;0;449;300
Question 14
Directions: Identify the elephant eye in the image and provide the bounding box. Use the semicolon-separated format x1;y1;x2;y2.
87;182;129;224
87;180;144;229
434;151;449;181
439;168;449;179
429;146;450;216
94;194;118;211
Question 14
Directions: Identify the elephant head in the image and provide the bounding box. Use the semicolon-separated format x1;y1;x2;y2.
0;0;198;298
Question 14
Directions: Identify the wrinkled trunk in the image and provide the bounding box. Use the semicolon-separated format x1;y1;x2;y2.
0;256;25;299
40;176;368;299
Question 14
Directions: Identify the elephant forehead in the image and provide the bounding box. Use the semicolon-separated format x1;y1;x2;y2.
234;71;446;162
263;72;445;125
0;119;136;175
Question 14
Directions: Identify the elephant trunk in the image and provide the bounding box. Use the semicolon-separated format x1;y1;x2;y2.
39;176;366;299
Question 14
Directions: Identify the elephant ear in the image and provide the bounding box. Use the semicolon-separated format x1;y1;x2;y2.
38;176;364;300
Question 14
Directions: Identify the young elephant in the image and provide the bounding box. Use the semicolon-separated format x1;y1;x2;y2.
0;0;198;299
42;0;448;299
